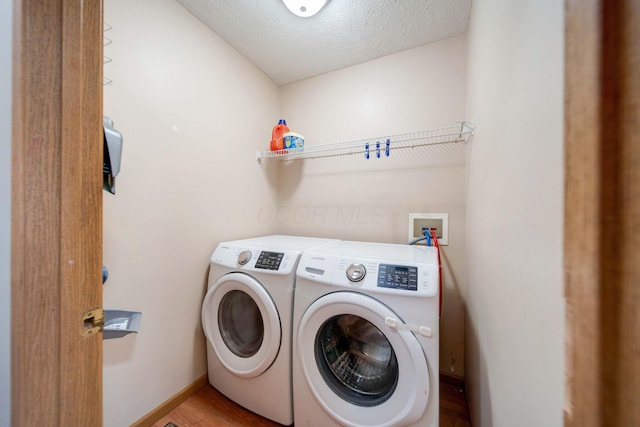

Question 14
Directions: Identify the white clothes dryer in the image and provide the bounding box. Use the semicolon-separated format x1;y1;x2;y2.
201;235;338;426
292;241;440;427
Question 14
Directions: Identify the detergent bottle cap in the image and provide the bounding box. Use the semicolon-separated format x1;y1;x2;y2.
278;119;287;125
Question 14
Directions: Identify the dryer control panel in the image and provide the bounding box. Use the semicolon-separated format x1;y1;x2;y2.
211;244;297;275
255;251;284;270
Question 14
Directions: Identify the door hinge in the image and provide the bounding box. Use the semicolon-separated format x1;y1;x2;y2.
82;308;104;337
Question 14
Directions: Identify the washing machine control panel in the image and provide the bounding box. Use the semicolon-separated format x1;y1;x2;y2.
377;264;418;291
255;251;285;271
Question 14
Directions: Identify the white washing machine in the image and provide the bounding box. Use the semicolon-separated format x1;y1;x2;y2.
201;235;338;425
292;241;440;427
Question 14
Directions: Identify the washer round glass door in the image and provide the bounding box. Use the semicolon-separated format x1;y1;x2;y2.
202;272;281;378
298;292;430;427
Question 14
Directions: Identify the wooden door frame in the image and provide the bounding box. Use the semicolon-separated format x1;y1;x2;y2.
564;0;639;425
11;0;104;425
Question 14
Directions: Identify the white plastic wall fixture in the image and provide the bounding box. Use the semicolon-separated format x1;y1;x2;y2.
408;213;449;246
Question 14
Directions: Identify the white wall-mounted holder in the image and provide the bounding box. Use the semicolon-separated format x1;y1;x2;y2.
103;310;142;340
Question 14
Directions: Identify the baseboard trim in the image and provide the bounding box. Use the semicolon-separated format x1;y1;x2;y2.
439;371;466;389
131;372;461;426
131;373;208;427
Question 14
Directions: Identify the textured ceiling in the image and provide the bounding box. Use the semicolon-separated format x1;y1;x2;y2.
175;0;472;85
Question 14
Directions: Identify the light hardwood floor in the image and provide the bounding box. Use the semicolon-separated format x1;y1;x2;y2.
152;375;471;427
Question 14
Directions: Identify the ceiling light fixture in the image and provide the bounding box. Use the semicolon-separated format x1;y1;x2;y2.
282;0;329;18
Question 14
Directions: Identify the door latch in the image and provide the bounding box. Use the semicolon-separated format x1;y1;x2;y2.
82;308;104;337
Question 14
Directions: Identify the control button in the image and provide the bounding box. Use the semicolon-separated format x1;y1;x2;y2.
346;263;366;282
237;250;252;265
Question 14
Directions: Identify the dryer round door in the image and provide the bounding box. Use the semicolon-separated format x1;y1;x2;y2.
202;272;281;378
297;292;430;427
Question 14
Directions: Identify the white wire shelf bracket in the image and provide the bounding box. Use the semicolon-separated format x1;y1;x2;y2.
256;122;474;161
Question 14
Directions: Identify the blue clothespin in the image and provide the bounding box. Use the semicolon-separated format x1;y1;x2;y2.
385;139;390;157
376;141;380;158
365;143;370;159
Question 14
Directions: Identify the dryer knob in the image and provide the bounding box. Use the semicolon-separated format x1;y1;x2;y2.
238;250;252;265
346;263;366;282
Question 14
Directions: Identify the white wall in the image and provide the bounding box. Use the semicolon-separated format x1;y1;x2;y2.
102;1;279;425
0;0;12;423
279;34;468;375
465;1;564;426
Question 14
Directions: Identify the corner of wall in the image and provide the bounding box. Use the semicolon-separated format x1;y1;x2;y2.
464;1;565;426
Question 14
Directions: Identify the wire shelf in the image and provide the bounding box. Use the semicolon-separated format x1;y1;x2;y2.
103;22;113;86
256;122;474;161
